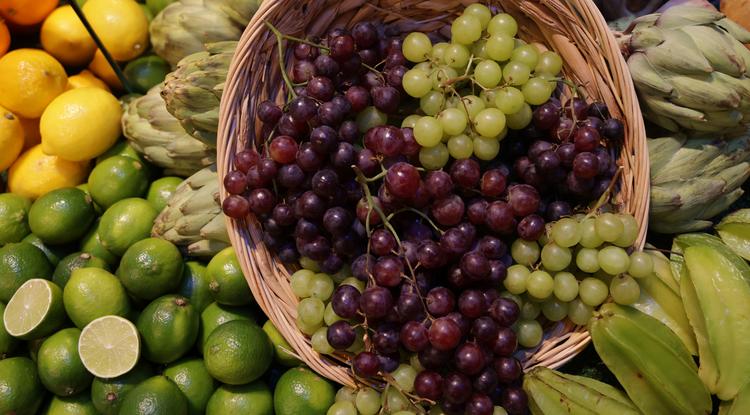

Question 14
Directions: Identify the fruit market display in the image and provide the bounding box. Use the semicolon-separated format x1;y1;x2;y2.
0;0;749;414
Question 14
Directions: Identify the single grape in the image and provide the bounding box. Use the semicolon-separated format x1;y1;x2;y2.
356;106;388;133
447;135;474;160
443;372;473;404
614;214;639;248
386;162;421;200
312;327;334;354
535;50;563;75
488;13;518;36
473;136;501;161
516;319;543;348
522;77;553;105
541;243;572;272
428;317;462;351
414;116;444;147
576;248;601;273
402;68;433;98
598;245;630;275
222;195;249;219
567;298;594;326
511;44;539;70
444;43;472;69
464;3;492;28
355;388;382;415
403;32;432;63
579;277;609;307
290;269;314;298
518;301;539;321
474;108;507;138
505;103;533;130
579;217;604;248
392;364;418;393
503;61;531;86
551;217;582;247
420;91;445;116
542;299;568;322
595;213;624;242
438;107;469;136
414;371;444;401
610;274;641;305
527;270;555;300
336;387;357;403
401;114;422;129
474;60;503;89
298;297;325;327
504;264;530;295
419;143;450;170
628;251;654;278
310;273;334;300
452;14;482;45
431;65;459;90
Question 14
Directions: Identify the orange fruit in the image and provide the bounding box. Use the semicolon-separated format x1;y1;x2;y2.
88;49;123;91
0;0;58;26
0;19;9;57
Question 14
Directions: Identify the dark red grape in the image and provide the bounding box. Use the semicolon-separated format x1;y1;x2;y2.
517;214;545;241
386;65;406;88
431;195;465;227
574;126;600;153
397;291;424;322
546;200;572;221
352;351;380;377
329;35;356;61
373;323;400;355
323;207;353;236
471;317;500;344
556;143;576;167
588;101;609;118
338;120;359;143
400;320;430;352
458;290;486;319
222;195;249;218
417;240;445;269
257;100;282;124
457;222;477;246
327;320;355;350
356;196;382;225
426;287;456;317
358;49;380;66
234;149;259;173
494;357;522;383
400;127;420;156
443;372;473;404
573;152;599;179
480;169;507;197
295;219;320;240
294;43;319;60
473;368;499;395
566;171;595;195
291;59;317;83
360;286;393;320
528;140;555;161
414;371;444;401
331;142;356;169
321;253;345;274
486;201;515;234
331;284;361;319
502;387;529;415
306;76;335;101
460;252;490;280
552;117;575;141
257;158;278;181
492;327;518;357
356;148;379;177
383;162;418;201
535;150;560;173
450;159;481;189
314;54;340;78
248;188;275;215
582;116;603;132
277;114;307;138
603;118;625;140
533;102;560;130
419;346;451;370
352;21;378;48
507;184;540;217
564;97;588;120
429;317;462;351
272;203;295;226
385;51;406;69
467;199;489;225
345;86;370;112
446;311;471;337
369;228;396;256
311;169;339;198
440;228;471;257
277;164;305;189
269;136;298;164
371;85;400;114
489;298;520;326
362;71;383;88
479;236;506;259
425;171;454;199
513;156;532;178
295;191;326;220
351;254;374;281
305;236;331;261
373;255;403;287
454;342;485;375
223;171;247;194
465;393;494;415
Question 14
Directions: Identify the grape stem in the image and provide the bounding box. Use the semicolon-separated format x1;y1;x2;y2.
387;207;445;236
265;21;298;99
585;166;623;219
353;167;402;248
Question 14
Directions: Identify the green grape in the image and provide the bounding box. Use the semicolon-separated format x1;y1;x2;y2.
628;251;654;279
520;301;540;320
382;387;412;413
516;319;543;348
511;239;540;266
505;102;532;129
402;68;433;98
451;14;482;45
553;271;579;302
527;270;555;300
495;87;525;115
346;327;365;353
480;88;500;108
312;327;334;354
613;214;639;248
535;50;563;75
444;43;471;69
598;246;630;275
550;217;581;248
579;217;604;248
488;13;518;37
504;264;530;295
511;44;540;71
567;298;594;326
341;277;365;292
438;107;468;135
401;114;422;129
324;302;343;326
414;116;443;147
402;32;432;63
332;265;350;283
473;136;500;160
522;77;553;105
420;91;445;116
414;61;434;72
290;269;314;298
503;61;531;86
541;243;572;272
392;364;417;393
610;275;640;305
464;3;492;29
472;39;489;59
336;387;357;403
419;143;450;170
474;60;503;89
431;42;450;63
500;291;523;307
486;33;515;61
327;401;358;415
310;273;334;300
448;134;474;159
430;406;448;415
536;73;559;94
514;38;528;47
579;277;609;307
356;387;382;415
356;106;387;132
493;407;509;415
474;108;506;138
410;353;425;372
595;212;624;243
458;95;486;119
542;299;568;322
298;297;325;327
296;318;321;336
593;270;614;287
299;256;320;272
576;248;600;273
431;66;458;90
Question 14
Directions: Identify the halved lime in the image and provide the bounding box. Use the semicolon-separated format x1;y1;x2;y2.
3;279;65;340
79;315;140;379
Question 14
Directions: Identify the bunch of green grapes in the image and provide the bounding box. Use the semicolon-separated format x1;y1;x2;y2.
399;5;563;169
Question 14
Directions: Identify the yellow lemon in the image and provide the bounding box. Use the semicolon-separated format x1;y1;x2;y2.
8;145;89;200
89;49;123;91
0;106;24;171
0;49;67;119
40;87;122;162
18;116;41;150
67;70;111;92
82;0;149;61
41;6;97;67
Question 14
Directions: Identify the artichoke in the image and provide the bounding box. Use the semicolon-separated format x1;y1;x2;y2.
162;41;236;147
122;84;215;177
622;1;750;133
152;165;230;257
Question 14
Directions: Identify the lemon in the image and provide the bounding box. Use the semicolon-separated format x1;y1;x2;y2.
0;105;24;171
3;279;65;340
0;193;32;244
40;5;96;66
164;358;217;415
37;328;93;396
206;382;273;415
63;267;131;328
88;49;123;91
0;357;45;415
203;320;273;385
91;363;153;415
67;70;111;92
82;0;149;61
274;367;335;415
0;49;67;118
18;116;41;150
8;145;89;200
40;88;122;162
44;394;99;415
79;315;140;379
136;295;199;364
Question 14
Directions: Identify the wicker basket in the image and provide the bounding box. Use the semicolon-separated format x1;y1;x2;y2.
217;0;649;389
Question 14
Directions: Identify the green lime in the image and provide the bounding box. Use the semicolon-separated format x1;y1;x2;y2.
91;363;153;415
28;188;96;245
0;242;53;302
273;367;335;415
118;376;189;415
0;193;31;244
53;252;109;288
22;233;71;267
37;328;93;396
164;358;217;415
147;176;183;213
136;295;199;364
0;357;45;415
75;184;103;215
146;0;176;15
117;238;184;301
79;315;140;379
207;247;253;306
63;268;131;328
98;198;158;256
124;56;171;94
262;320;302;367
203;320;272;385
3;279;65;340
44;393;99;415
198;302;256;352
28;336;46;362
79;220;119;266
97;140;147;165
178;261;212;314
0;302;20;358
206;381;273;415
88;155;149;209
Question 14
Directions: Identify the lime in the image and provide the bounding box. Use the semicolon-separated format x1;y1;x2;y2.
63;267;131;328
37;328;93;396
0;193;31;244
22;233;72;267
44;393;99;415
28;187;96;244
198;302;256;352
28;336;47;362
147;176;182;213
117;238;184;301
206;381;273;415
98;198;158;256
274;366;335;415
207;247;253;306
123;55;171;94
75;183;103;215
88;155;149;209
79;315;140;379
0;302;20;358
91;363;153;415
136;295;199;364
96;140;147;165
79;219;119;266
118;376;189;415
0;357;45;415
203;319;272;385
0;241;53;302
53;252;109;288
164;358;217;415
146;0;176;15
263;320;302;367
3;279;65;340
177;261;212;314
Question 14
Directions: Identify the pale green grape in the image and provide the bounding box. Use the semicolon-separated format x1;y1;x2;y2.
488;13;518;37
414;116;443;147
576;248;600;273
494;407;509;415
431;66;458;90
401;114;422;129
472;39;489;59
579;217;604;248
419;143;450;170
420;91;445;116
290;269;314;298
340;277;365;292
438;107;468;135
553;272;579;302
551;217;582;247
495;87;525;115
458;95;486;119
506;102;532;129
542;299;568;322
464;3;492;29
402;68;433;98
613;213;639;248
355;387;382;415
595;212;624;243
593;270;614;286
296;318;321;336
336;387;357;403
346;327;365;353
410;353;425;372
431;42;450;63
474;108;506;138
541;243;572;272
356;106;387;132
504;264;531;295
480;88;500;108
444;43;471;69
332;265;350;283
486;33;515;61
298;297;325;326
514;38;527;47
516;319;543;348
299;256;320;272
503;61;531;86
511;239;540;266
527;270;555;300
522;77;553;105
537;73;559;94
598;246;630;275
520;301;540;320
402;32;432;63
628;251;654;279
382;387;412;413
567;298;594;326
535;50;563;75
579;277;609;307
327;401;357;415
474;60;503;89
473;136;501;160
392;364;417;393
310;273;334;300
324;302;343;326
448;134;474;159
610;275;640;305
451;14;482;45
414;61;434;72
511;44;540;71
430;407;448;415
312;327;334;354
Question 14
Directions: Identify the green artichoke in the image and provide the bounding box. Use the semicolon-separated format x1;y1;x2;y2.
152;165;230;257
162;41;236;147
122;84;215;177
